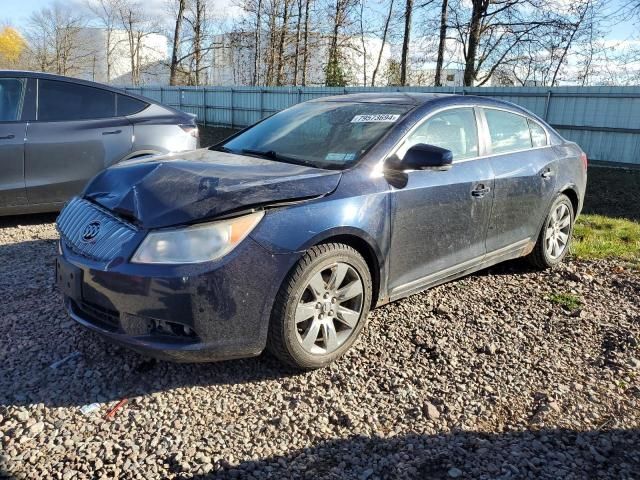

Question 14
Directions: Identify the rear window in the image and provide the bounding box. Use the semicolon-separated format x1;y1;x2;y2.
484;109;533;154
117;94;148;116
529;119;548;147
38;79;115;121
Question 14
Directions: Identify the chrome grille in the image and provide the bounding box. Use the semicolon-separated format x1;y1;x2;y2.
56;197;137;261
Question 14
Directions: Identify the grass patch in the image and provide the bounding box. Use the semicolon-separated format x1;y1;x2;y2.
572;214;640;267
548;292;582;311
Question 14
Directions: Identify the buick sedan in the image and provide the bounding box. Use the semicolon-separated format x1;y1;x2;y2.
55;93;587;369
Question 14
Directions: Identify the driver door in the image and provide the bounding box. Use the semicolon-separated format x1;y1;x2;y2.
387;107;494;297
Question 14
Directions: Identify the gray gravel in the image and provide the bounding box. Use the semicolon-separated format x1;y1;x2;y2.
1;215;639;479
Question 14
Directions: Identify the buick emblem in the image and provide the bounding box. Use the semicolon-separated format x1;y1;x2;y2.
81;221;101;242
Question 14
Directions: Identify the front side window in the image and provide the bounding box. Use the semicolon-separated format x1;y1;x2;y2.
38;79;116;122
484;109;533;154
221;101;412;169
529;119;548;147
0;78;26;121
399;107;479;161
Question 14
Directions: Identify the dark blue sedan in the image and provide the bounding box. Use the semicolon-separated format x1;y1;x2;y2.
55;93;587;368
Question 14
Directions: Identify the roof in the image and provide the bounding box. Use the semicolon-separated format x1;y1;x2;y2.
0;70;149;103
309;92;453;105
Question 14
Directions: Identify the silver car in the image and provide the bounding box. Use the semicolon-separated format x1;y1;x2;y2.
0;71;198;215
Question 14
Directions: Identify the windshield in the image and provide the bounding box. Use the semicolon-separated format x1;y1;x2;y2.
219;101;412;169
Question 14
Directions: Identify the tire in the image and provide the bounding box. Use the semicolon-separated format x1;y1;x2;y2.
267;243;373;369
527;193;575;269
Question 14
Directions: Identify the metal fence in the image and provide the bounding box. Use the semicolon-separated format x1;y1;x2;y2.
123;85;640;165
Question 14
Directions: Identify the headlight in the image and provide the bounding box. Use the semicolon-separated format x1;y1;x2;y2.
131;211;264;264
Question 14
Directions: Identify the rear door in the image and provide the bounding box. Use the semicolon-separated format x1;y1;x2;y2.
0;77;30;207
25;79;133;206
387;107;494;296
480;108;557;252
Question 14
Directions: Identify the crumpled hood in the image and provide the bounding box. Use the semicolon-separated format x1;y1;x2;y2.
83;149;342;229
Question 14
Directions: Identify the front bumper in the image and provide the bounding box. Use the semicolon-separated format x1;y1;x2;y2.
56;237;296;362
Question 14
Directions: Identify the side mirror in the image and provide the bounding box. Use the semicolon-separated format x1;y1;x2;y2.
392;143;453;171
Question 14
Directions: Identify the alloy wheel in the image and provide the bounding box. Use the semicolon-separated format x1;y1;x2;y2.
545;203;571;259
294;262;364;355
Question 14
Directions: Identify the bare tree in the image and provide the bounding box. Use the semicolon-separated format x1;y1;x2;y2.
301;0;311;85
253;0;263;85
293;0;303;84
371;0;394;86
275;0;293;85
399;0;413;85
26;3;91;76
434;0;448;86
169;0;187;85
326;0;358;86
86;0;123;82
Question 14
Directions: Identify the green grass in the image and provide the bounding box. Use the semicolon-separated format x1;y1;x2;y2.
572;214;640;267
548;292;583;311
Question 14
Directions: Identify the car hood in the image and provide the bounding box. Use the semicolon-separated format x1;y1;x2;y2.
84;149;342;229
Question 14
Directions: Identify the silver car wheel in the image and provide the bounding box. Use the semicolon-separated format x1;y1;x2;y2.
545;203;571;259
294;262;364;355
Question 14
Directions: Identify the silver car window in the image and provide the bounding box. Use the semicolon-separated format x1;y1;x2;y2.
398;107;479;161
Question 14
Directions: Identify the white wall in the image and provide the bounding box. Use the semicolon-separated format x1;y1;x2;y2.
74;28;168;85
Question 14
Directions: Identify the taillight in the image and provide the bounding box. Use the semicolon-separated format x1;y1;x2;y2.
179;124;199;138
580;152;588;170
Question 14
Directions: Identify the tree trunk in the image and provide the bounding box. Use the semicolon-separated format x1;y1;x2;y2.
170;0;186;86
326;0;341;86
253;0;263;85
400;0;413;86
463;0;483;87
193;0;204;86
434;0;448;86
276;0;291;86
359;0;367;86
293;0;303;85
371;0;393;86
265;1;278;85
302;0;310;86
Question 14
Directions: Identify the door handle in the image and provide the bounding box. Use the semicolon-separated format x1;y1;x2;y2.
0;134;15;140
102;129;122;135
541;168;553;179
471;185;491;198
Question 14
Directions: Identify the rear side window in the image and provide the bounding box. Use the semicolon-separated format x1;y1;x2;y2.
529;119;548;147
117;94;148;116
401;107;479;161
484;109;533;154
0;78;26;121
38;79;115;121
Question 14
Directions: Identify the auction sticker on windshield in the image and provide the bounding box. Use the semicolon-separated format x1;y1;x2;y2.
351;114;400;123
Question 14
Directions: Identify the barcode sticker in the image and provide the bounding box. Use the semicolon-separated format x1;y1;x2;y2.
351;114;400;123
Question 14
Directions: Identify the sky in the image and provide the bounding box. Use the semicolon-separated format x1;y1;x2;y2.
1;0;637;41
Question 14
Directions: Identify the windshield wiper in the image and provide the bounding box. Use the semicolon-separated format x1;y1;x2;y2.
209;145;233;153
240;148;310;167
241;148;280;159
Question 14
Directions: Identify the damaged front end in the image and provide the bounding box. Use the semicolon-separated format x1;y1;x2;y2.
82;148;342;229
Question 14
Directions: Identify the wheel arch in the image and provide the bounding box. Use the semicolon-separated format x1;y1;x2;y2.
301;227;385;308
558;184;580;216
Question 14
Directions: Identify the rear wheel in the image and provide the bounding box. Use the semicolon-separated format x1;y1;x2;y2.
267;243;372;369
528;193;574;269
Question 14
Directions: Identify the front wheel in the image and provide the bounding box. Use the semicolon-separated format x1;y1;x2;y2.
527;194;575;269
267;243;372;369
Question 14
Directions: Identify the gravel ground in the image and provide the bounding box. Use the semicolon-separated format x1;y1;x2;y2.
0;213;638;479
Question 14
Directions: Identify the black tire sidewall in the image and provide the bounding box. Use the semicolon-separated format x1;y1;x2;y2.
279;246;372;369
